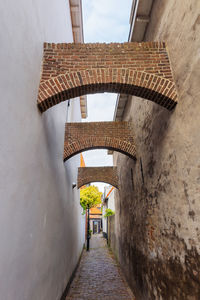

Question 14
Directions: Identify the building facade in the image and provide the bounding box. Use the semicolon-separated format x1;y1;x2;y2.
102;186;115;238
0;1;86;299
110;0;200;299
89;205;102;234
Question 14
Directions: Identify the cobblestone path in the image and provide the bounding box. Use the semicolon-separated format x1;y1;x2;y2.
66;234;135;300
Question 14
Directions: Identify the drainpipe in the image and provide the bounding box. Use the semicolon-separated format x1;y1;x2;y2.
107;213;108;244
128;0;140;42
66;100;70;122
106;199;108;244
86;205;90;251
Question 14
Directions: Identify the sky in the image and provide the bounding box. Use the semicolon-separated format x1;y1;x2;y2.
81;0;132;192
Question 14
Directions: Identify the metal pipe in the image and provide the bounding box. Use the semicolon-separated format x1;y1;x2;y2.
128;0;140;42
86;206;90;251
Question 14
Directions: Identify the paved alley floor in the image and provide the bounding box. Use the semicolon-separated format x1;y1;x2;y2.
66;234;135;300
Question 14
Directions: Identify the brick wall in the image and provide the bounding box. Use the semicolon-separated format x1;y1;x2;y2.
77;167;119;189
63;121;136;161
37;42;178;112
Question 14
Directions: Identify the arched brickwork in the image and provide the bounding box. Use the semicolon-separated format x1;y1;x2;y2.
77;167;119;189
63;121;136;161
37;42;178;112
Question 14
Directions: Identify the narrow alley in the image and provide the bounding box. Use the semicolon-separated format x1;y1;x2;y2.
1;0;200;299
66;234;135;300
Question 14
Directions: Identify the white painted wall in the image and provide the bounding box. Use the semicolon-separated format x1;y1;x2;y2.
102;205;108;233
104;186;115;211
0;1;85;299
107;190;115;211
102;186;115;234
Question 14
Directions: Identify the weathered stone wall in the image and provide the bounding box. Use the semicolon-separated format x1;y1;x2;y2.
108;215;116;253
113;1;200;299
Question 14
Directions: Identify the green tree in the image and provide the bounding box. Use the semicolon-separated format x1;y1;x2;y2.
80;185;102;211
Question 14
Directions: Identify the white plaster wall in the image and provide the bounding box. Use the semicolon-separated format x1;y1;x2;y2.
102;205;107;233
102;186;115;234
104;186;115;211
0;1;85;299
107;190;115;211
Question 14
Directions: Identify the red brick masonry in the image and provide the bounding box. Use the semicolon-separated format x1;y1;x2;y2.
63;121;136;161
77;167;119;189
37;42;178;112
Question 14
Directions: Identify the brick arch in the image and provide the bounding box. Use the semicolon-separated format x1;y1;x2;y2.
63;121;136;161
77;167;119;189
37;42;178;112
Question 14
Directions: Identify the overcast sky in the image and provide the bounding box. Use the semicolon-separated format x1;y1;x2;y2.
81;0;132;192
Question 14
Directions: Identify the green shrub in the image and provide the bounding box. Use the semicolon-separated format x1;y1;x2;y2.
104;208;115;218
